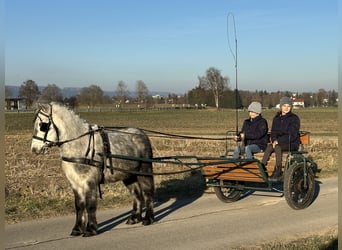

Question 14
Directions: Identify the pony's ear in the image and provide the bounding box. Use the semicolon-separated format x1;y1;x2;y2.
38;103;51;113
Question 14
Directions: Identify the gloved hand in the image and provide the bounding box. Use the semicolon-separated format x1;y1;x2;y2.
234;135;241;142
234;132;244;142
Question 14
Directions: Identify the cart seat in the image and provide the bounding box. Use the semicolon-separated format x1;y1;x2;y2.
253;131;310;173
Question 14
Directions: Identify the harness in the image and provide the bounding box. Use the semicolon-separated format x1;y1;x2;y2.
33;105;112;198
33;105;234;197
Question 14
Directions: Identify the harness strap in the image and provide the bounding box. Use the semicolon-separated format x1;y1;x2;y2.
100;129;113;175
61;156;103;168
61;128;113;199
84;125;94;158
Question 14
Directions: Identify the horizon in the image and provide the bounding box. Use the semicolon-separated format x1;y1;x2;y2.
5;0;337;93
5;84;337;98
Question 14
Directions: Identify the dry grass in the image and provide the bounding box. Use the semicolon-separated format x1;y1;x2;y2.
233;227;338;250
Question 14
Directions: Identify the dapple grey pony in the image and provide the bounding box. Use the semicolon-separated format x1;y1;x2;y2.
31;102;154;237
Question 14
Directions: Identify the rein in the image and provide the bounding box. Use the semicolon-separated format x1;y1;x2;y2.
32;124;104;147
32;108;235;178
103;126;232;141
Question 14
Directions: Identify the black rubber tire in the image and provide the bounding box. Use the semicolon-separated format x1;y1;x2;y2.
214;186;242;203
283;161;315;209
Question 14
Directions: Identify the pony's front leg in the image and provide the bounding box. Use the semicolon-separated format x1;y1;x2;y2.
83;183;98;237
70;185;98;237
70;190;86;236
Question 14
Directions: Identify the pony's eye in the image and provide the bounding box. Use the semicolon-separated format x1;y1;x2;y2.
39;122;50;132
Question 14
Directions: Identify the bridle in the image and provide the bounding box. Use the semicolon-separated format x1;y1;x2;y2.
32;104;108;166
32;104;61;147
32;104;102;147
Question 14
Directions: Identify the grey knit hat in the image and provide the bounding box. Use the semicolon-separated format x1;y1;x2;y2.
247;101;262;114
280;96;293;107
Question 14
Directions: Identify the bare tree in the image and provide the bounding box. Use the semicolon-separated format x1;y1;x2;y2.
19;80;40;108
115;80;129;105
198;67;229;109
328;90;338;106
317;88;328;107
64;96;78;108
135;80;149;105
40;84;63;103
78;85;104;107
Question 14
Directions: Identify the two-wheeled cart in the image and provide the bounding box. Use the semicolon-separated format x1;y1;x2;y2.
199;131;318;209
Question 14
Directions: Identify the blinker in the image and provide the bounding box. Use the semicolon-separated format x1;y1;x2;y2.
39;122;50;132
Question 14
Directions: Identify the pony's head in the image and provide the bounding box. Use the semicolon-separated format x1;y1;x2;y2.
31;103;60;154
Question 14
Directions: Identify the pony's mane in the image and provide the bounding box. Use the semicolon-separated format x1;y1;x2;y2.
51;102;90;135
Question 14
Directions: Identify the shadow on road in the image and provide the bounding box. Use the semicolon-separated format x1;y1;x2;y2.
97;173;322;234
97;171;206;234
153;171;206;222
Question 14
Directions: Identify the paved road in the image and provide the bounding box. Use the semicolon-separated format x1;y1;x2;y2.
5;177;337;250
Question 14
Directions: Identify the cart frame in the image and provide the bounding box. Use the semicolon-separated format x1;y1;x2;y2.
200;131;318;209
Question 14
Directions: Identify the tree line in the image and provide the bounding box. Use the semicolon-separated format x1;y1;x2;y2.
6;67;338;109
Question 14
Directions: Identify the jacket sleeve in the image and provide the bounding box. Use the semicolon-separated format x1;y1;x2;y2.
240;120;248;135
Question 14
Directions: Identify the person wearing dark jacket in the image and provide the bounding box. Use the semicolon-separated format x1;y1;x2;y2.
232;101;268;159
261;96;300;181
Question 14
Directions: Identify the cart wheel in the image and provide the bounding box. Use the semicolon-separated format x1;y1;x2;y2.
284;161;315;209
214;186;242;203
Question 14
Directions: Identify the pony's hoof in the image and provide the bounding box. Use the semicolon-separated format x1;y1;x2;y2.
83;230;97;237
126;214;142;225
126;218;139;225
70;230;83;237
142;218;153;226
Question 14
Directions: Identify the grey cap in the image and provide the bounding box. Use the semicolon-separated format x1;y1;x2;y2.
280;96;293;107
247;101;262;114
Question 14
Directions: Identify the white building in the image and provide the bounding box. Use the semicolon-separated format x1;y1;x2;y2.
292;98;305;108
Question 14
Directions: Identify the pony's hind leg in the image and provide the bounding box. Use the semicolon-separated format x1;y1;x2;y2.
124;178;143;224
138;174;155;225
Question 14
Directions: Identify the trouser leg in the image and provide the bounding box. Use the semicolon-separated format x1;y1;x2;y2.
245;144;261;159
232;146;240;159
269;144;283;181
261;144;273;165
274;144;283;167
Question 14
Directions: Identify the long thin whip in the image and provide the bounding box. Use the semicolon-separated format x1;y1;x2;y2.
227;12;239;135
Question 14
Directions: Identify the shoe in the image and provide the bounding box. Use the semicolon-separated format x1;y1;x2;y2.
268;166;283;182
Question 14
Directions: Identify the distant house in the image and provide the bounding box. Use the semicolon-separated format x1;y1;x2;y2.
5;97;26;110
292;98;305;108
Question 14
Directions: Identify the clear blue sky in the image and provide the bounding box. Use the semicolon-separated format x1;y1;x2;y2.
5;0;337;94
